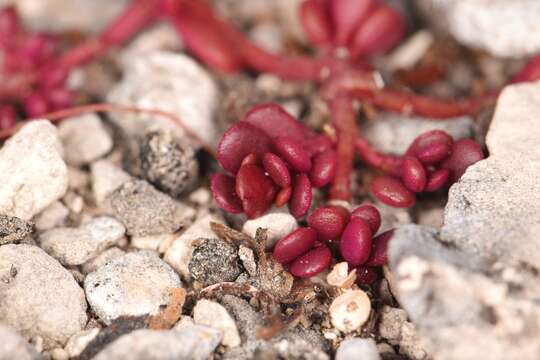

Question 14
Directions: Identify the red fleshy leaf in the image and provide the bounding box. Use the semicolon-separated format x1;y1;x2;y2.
211;173;243;214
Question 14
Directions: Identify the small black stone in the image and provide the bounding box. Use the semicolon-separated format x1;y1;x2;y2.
189;238;241;286
140;130;199;198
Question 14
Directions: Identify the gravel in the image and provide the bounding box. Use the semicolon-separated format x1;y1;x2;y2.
90;160;133;207
107;51;219;148
189;237;241;286
39;217;126;265
193;299;241;347
80;247;126;275
0;244;87;349
84;250;182;324
242;210;298;249
335;338;380;360
32;202;69;232
106;179;194;237
0;121;68;220
91;326;221;360
57;113;113;166
64;328;100;359
416;0;540;57
164;213;223;279
0;325;42;360
138;130;199;198
0;214;33;245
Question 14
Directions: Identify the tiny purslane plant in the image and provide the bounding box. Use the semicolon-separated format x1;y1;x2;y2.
0;0;534;280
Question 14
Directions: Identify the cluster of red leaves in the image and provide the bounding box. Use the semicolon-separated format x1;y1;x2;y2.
366;130;485;208
211;104;336;219
273;204;393;281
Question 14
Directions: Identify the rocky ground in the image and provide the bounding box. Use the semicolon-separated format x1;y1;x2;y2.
1;1;540;360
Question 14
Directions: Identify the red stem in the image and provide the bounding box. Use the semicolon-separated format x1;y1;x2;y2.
328;96;357;201
57;0;160;69
355;135;402;176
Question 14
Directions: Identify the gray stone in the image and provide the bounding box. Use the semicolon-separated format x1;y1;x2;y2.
107;179;194;237
362;112;473;155
58;113;112;166
164;213;223;279
442;82;540;264
139;130;199;198
84;251;182;324
90;160;132;206
80;247;125;274
335;338;380;360
32;201;69;232
0;325;42;360
385;82;540;360
107;51;219;148
416;0;540;57
0;214;33;245
0;121;68;220
92;326;221;360
189;238;241;286
39;217;125;265
0;244;87;349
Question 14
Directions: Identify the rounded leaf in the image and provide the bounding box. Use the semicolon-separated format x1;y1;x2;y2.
273;227;317;264
290;245;332;278
340;217;372;266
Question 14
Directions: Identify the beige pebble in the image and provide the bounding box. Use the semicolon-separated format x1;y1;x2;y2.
330;290;371;333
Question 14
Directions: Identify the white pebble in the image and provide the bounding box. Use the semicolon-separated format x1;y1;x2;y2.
242;210;298;249
330;290;371;333
39;216;126;265
336;338;380;360
84;251;182;324
64;328;100;358
90;160;132;206
193;299;241;347
0;121;67;220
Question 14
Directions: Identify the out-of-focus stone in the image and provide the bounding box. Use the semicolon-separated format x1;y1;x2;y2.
0;121;67;220
193;299;241;347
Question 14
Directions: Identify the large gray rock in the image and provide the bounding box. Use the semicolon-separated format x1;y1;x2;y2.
92;326;221;360
84;251;182;324
0;245;87;349
107;51;219;148
0;121;67;220
416;0;540;57
388;82;540;360
0;325;42;360
39;216;125;265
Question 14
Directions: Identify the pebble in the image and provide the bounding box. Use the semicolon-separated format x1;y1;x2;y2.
107;51;219;147
0;214;33;245
0;121;68;220
131;233;176;253
48;348;69;360
329;290;371;333
39;216;125;265
58;113;113;166
193;299;241;347
417;0;540;57
362;112;473;155
90;160;132;206
442;81;540;264
189;238;241;286
242;210;298;249
0;325;42;360
326;262;357;289
92;326;221;360
107;179;194;237
139;130;199;198
80;247;125;274
84;250;182;324
164;213;223;279
335;338;380;360
33;201;69;232
0;244;87;349
64;328;100;358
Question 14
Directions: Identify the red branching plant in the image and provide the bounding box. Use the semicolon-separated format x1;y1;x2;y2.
0;0;538;278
